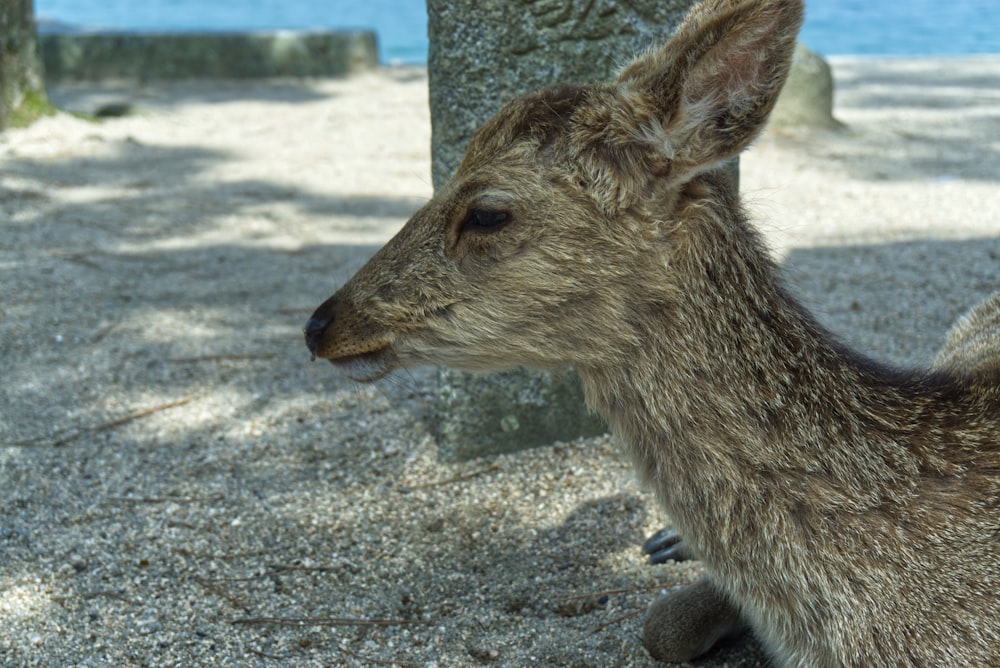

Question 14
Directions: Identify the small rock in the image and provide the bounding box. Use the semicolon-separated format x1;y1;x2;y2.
770;42;845;131
467;644;500;664
94;102;135;118
136;614;162;635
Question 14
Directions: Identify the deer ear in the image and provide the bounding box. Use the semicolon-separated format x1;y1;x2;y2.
617;0;803;183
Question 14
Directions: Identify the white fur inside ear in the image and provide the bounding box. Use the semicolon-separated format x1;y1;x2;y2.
636;95;720;156
629;91;729;182
613;85;675;160
636;115;678;161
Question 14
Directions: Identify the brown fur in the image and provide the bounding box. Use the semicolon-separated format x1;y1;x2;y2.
304;0;1000;664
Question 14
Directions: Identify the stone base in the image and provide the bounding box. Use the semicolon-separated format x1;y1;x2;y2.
435;368;608;462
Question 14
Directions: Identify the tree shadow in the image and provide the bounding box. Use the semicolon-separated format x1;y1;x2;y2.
46;78;339;115
0;136;427;448
783;237;1000;367
773;57;1000;183
834;58;1000;107
1;89;998;664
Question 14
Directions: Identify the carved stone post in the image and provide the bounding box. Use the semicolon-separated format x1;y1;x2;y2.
427;0;700;461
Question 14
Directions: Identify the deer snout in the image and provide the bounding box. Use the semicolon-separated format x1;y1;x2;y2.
304;295;337;357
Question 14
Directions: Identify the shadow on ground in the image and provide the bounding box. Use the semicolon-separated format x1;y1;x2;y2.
1;101;998;665
776;58;1000;183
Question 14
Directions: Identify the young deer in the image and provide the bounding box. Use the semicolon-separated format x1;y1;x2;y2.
304;0;1000;664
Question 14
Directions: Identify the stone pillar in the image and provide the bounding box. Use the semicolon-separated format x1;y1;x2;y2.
427;0;700;461
0;0;47;129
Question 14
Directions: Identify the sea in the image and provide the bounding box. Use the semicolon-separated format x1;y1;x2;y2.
34;0;1000;64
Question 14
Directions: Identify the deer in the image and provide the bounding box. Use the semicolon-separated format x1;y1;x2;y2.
303;0;1000;664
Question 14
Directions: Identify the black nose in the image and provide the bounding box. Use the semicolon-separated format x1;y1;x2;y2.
304;295;337;355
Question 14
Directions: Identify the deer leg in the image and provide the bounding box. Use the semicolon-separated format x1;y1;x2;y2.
643;577;746;663
643;526;695;564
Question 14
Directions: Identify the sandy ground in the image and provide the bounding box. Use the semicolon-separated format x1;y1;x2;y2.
1;57;999;667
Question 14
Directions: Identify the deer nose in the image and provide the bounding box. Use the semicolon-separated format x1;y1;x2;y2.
304;295;337;356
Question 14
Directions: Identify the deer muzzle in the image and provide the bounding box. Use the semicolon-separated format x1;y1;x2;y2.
303;294;398;381
304;294;337;358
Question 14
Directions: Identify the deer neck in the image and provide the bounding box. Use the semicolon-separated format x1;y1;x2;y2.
576;186;927;571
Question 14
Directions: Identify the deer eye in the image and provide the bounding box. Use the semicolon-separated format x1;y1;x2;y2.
461;208;510;233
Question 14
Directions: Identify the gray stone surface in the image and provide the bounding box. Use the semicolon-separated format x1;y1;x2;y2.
428;0;697;188
436;367;607;462
39;29;378;82
428;0;701;461
769;41;844;130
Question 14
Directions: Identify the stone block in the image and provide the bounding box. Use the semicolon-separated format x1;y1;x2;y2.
39;29;378;82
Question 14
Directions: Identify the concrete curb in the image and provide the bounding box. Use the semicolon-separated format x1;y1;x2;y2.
39;29;379;81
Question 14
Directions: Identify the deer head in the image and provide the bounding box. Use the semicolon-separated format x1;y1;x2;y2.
304;0;803;381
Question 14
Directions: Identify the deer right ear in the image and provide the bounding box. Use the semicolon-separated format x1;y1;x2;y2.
620;0;803;181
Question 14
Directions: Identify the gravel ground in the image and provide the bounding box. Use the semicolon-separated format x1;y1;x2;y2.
1;57;998;667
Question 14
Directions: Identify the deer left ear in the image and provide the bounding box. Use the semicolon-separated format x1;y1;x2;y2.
618;0;803;183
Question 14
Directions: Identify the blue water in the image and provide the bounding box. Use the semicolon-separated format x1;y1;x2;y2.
35;0;1000;63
